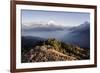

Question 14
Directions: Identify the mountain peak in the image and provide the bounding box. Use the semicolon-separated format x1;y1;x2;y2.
22;20;64;28
47;20;56;25
79;21;90;27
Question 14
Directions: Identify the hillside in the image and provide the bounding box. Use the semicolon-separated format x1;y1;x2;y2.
21;38;90;63
22;46;77;62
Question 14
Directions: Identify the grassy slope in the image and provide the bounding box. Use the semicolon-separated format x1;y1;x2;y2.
21;38;90;63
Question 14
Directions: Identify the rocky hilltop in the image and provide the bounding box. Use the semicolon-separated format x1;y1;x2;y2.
21;38;90;63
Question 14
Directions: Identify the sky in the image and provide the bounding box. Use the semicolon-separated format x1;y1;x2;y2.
21;9;90;27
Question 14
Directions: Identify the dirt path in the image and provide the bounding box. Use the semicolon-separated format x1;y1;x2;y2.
47;49;77;60
47;49;68;57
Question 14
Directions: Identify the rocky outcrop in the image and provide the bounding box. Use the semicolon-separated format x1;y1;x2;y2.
21;38;90;63
23;46;77;63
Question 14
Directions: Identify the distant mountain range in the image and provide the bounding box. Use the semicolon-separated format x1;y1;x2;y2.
22;21;90;48
22;22;65;31
61;21;90;48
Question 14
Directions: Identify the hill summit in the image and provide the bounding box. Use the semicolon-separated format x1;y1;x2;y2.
21;38;90;63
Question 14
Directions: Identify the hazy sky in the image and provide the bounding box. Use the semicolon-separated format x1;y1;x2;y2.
21;9;90;26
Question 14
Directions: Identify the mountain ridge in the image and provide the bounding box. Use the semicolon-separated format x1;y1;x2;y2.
22;38;90;63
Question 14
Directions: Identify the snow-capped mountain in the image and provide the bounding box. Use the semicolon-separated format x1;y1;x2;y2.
22;21;66;31
22;21;64;28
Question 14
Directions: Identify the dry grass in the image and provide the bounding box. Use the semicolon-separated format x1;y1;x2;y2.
23;46;77;63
